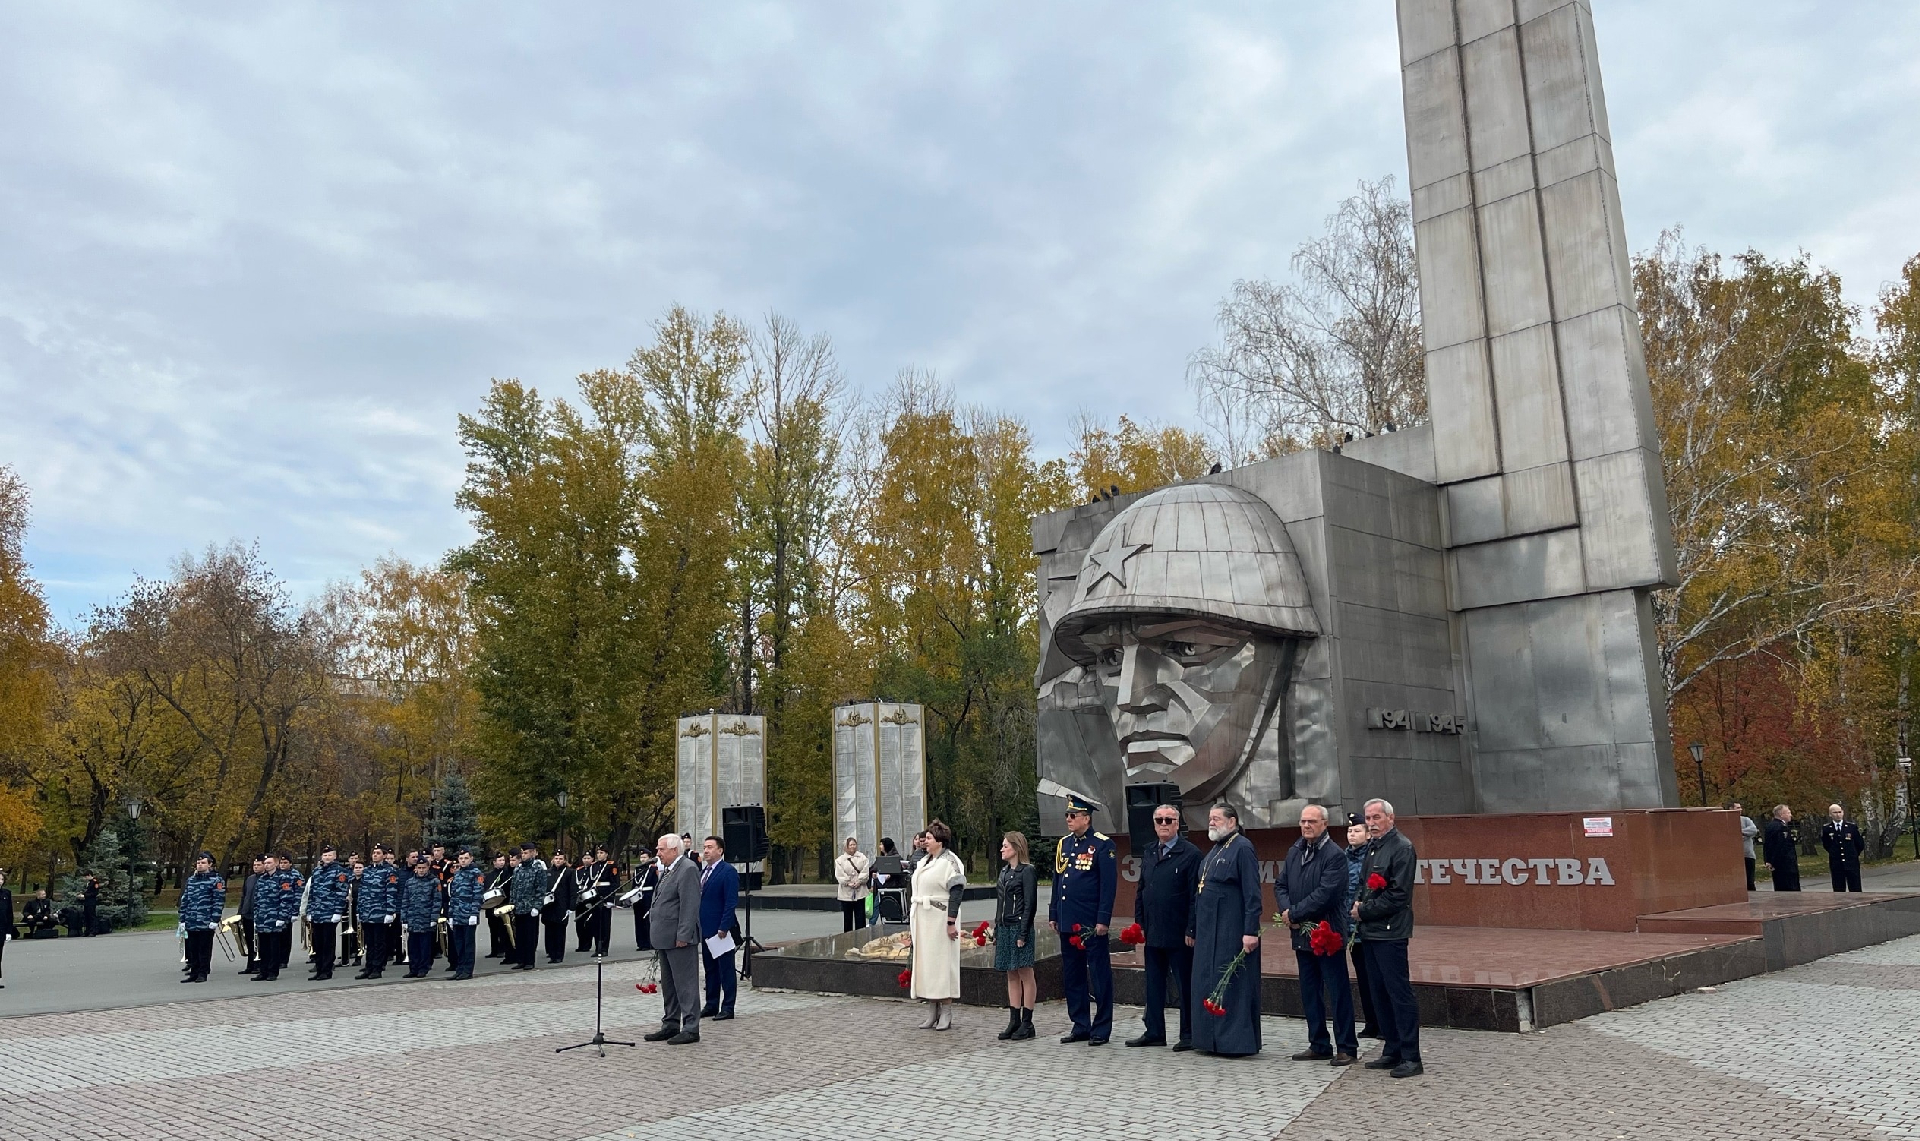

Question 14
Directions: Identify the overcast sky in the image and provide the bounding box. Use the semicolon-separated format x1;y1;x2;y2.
4;1;1916;623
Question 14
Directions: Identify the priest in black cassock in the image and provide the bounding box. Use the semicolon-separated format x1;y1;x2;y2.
1188;802;1263;1056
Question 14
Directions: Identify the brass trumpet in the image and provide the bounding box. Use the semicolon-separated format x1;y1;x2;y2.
215;913;244;962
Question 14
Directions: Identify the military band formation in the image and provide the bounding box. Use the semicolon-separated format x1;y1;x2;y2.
177;839;647;985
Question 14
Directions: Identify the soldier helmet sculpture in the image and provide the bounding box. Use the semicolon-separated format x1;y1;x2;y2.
1053;482;1319;813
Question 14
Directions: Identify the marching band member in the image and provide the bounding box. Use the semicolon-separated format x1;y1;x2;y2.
304;844;352;982
354;844;401;979
178;853;225;984
399;857;442;977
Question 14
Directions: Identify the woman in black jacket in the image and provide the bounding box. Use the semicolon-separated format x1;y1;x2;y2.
994;831;1038;1041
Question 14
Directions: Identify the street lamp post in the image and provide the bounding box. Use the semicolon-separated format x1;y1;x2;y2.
1688;742;1707;808
126;798;142;930
555;790;570;857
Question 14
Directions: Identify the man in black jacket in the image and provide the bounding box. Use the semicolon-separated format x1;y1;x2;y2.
542;852;576;963
1762;805;1801;892
237;856;264;972
1821;804;1865;893
1351;798;1421;1078
1125;805;1200;1050
1275;804;1356;1065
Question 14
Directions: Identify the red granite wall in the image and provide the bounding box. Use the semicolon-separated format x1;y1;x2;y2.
1105;808;1745;932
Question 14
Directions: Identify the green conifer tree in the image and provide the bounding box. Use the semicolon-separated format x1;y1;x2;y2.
429;773;484;854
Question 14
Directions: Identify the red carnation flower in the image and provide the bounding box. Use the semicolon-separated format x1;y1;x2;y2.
1366;872;1387;891
1118;923;1146;946
897;968;912;989
1071;923;1082;933
635;982;659;994
1068;934;1085;950
971;920;991;938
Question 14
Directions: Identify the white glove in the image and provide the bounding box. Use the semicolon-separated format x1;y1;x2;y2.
331;913;341;923
177;922;186;937
385;915;395;924
468;916;479;926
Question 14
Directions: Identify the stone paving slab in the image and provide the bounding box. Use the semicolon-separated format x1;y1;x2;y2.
4;934;1918;1140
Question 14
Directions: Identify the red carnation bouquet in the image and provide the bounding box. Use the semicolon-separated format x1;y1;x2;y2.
1367;872;1387;892
1304;919;1343;957
634;960;661;994
1067;922;1085;950
971;921;992;947
1118;922;1146;946
897;967;912;989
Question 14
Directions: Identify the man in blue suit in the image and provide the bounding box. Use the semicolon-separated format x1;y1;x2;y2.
698;835;741;1019
1275;803;1356;1065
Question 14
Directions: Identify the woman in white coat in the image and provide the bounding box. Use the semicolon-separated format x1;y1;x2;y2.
903;819;966;1030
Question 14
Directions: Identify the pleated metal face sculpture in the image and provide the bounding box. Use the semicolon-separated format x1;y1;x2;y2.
1076;617;1294;799
1054;482;1319;809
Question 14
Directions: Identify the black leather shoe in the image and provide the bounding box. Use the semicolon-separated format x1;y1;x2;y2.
643;1028;677;1042
713;1011;734;1021
667;1031;699;1045
1291;1049;1334;1061
1125;1035;1166;1047
1331;1053;1357;1067
1390;1061;1424;1079
180;976;197;984
1363;1056;1401;1070
1060;1032;1090;1044
1087;1038;1108;1046
1170;1041;1194;1052
700;1006;720;1018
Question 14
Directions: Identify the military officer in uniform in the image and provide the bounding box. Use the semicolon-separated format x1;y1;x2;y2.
1821;804;1866;893
305;844;352;981
510;842;548;970
252;852;302;982
445;848;487;979
354;844;401;979
178;852;226;984
399;857;443;977
1049;792;1118;1045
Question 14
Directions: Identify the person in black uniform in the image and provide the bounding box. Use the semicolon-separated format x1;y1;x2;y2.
237;855;264;971
627;851;658;951
1821;804;1865;893
0;869;14;987
484;854;512;958
542;851;575;963
1762;805;1801;892
1127;804;1200;1050
81;873;100;935
1048;792;1117;1046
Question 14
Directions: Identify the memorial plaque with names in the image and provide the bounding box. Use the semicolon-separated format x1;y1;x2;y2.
833;702;927;858
676;712;766;840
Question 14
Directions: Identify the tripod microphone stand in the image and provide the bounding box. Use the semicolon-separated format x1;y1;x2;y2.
555;953;635;1057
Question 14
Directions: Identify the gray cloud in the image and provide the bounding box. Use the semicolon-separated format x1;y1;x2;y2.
2;1;1915;621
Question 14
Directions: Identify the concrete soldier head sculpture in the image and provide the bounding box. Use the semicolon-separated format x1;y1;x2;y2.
1053;482;1319;811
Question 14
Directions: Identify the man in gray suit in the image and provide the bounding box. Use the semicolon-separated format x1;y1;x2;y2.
645;833;704;1045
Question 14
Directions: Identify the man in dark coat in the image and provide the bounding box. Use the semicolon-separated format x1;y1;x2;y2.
1352;797;1421;1078
1275;804;1356;1065
1821;804;1865;893
1762;805;1801;892
1126;803;1199;1050
237;855;264;971
1189;803;1263;1057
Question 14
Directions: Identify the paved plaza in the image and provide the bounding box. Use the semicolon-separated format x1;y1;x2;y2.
1;931;1916;1139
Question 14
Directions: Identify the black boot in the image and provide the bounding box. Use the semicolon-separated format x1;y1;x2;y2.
1013;1008;1035;1040
997;1006;1021;1041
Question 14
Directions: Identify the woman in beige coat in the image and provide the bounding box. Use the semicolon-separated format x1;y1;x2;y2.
834;837;870;932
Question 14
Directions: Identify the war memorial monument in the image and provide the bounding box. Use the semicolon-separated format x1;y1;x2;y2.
761;0;1920;1029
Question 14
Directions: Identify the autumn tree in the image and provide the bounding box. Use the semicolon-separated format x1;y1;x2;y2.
0;466;53;863
1188;176;1425;460
1068;414;1216;501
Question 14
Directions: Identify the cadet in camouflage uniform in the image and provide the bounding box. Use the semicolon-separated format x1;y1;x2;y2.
399;859;443;977
445;849;487;979
251;853;303;982
178;852;226;984
509;842;548;970
354;843;401;979
304;844;353;981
